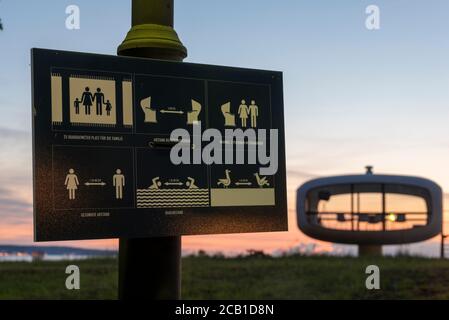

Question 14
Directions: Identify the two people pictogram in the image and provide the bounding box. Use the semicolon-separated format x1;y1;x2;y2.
64;168;125;200
238;99;258;128
74;87;113;116
221;99;259;128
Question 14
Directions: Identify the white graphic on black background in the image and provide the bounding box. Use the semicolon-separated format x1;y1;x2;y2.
223;98;259;128
33;49;286;241
249;100;259;128
205;81;275;207
140;96;202;125
51;72;133;130
217;169;232;188
210;164;275;207
221;102;236;127
136;148;209;208
53;147;134;209
208;81;269;131
64;169;79;200
135;75;205;135
113;169;125;199
84;179;106;187
254;173;270;188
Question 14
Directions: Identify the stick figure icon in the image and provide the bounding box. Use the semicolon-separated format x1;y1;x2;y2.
249;100;259;128
64;169;79;200
113;169;125;199
74;98;81;114
93;88;105;115
80;87;94;115
238;100;249;128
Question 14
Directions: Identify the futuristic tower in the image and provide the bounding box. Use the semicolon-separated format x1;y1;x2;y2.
296;167;443;256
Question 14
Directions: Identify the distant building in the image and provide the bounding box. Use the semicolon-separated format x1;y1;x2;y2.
296;167;442;256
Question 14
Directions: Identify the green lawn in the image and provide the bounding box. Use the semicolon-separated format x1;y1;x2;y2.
1;255;449;299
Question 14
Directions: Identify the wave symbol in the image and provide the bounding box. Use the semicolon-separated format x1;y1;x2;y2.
136;188;210;208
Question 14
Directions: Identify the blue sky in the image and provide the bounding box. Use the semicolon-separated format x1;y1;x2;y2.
1;1;449;253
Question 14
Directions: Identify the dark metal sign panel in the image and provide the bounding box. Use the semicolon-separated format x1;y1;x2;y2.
32;48;287;241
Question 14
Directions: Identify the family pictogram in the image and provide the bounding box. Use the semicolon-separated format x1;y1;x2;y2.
74;87;113;116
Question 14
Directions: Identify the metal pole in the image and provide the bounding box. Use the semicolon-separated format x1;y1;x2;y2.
381;184;386;231
357;192;360;231
350;184;354;231
441;234;447;259
441;234;445;259
441;216;446;259
117;0;187;300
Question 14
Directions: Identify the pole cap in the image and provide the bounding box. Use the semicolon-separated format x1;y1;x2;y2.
117;24;187;60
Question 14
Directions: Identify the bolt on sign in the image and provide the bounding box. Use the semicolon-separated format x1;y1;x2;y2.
32;49;287;241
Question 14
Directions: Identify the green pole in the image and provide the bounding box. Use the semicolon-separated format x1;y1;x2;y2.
117;0;187;300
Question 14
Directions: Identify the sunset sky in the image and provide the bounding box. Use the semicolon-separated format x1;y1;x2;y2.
1;1;449;256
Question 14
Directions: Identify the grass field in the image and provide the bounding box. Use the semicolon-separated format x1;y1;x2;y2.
1;255;449;299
